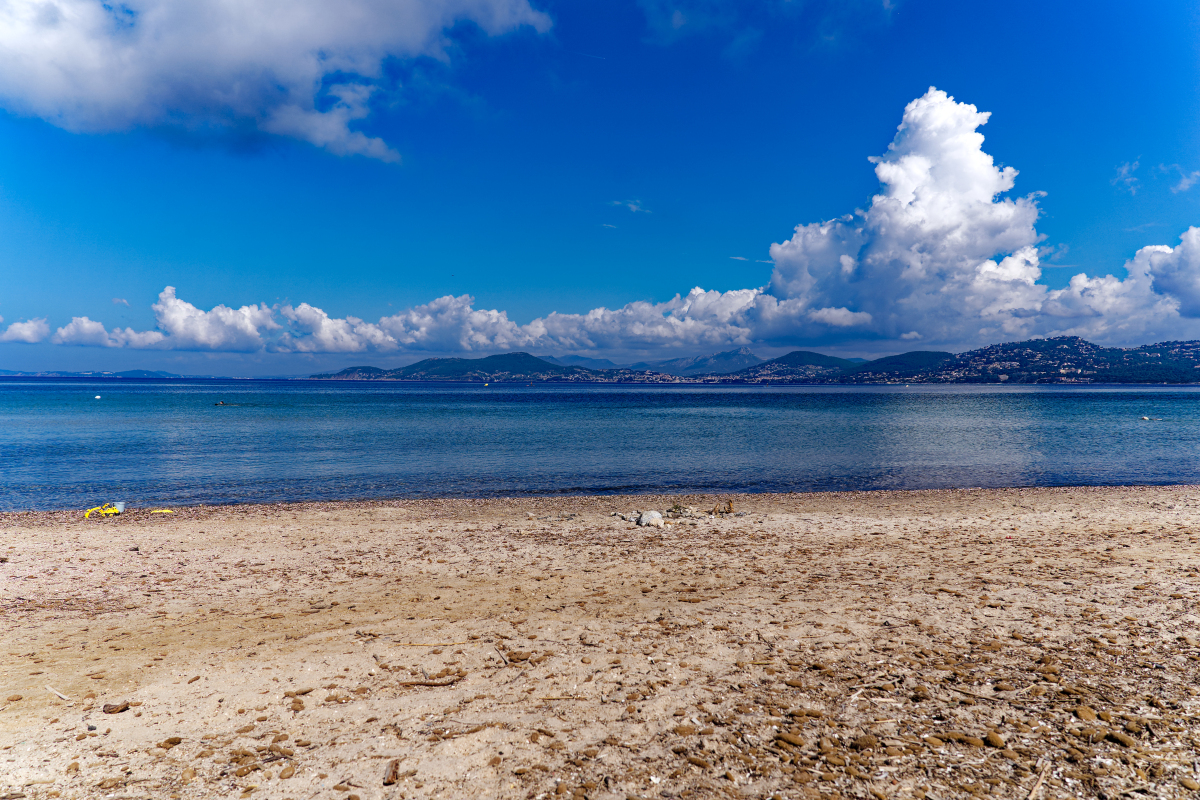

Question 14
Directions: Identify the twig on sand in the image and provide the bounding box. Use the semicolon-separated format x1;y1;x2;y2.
946;685;1032;711
494;647;509;665
45;686;71;701
397;676;464;688
1027;761;1050;799
389;642;470;647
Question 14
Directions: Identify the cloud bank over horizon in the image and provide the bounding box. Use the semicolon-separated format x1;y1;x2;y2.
16;88;1200;358
0;0;549;161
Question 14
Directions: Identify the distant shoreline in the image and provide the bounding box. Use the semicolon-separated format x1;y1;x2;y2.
5;374;1200;387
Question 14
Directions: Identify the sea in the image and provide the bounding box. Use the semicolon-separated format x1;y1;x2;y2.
2;379;1199;512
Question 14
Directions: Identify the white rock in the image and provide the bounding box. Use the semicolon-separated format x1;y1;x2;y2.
637;511;664;528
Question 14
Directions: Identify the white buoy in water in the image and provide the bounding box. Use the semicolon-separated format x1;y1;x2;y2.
95;395;101;399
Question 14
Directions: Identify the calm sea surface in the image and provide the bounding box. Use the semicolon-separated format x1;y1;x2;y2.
2;379;1199;511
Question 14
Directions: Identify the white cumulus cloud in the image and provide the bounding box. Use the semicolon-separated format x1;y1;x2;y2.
152;287;277;351
48;287;274;350
376;294;529;351
755;87;1200;348
807;307;872;327
531;286;760;351
278;303;398;353
52;316;165;347
1123;227;1200;317
764;88;1045;343
0;0;550;160
0;318;50;343
270;287;763;354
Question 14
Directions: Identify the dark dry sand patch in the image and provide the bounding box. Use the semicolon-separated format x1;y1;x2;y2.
2;487;1200;800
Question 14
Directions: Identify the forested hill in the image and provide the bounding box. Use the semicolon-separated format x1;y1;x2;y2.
914;337;1200;384
718;337;1200;384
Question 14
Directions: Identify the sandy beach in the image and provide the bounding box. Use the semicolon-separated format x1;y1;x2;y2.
3;486;1200;800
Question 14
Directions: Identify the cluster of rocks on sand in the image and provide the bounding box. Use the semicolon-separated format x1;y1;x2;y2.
3;486;1200;800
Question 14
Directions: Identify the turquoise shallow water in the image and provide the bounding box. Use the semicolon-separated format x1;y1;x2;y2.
2;379;1199;511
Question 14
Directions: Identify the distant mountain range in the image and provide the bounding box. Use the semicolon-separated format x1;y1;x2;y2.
538;354;625;370
539;347;764;375
315;353;676;383
312;337;1200;384
629;347;764;376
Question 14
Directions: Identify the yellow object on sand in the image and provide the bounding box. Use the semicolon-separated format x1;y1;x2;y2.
150;509;174;514
84;504;121;519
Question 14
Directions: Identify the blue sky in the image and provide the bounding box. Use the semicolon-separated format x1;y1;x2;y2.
2;0;1200;375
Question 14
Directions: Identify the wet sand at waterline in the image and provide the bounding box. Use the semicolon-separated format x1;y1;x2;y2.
3;487;1200;800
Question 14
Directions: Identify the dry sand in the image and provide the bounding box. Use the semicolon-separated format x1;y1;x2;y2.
3;486;1200;800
